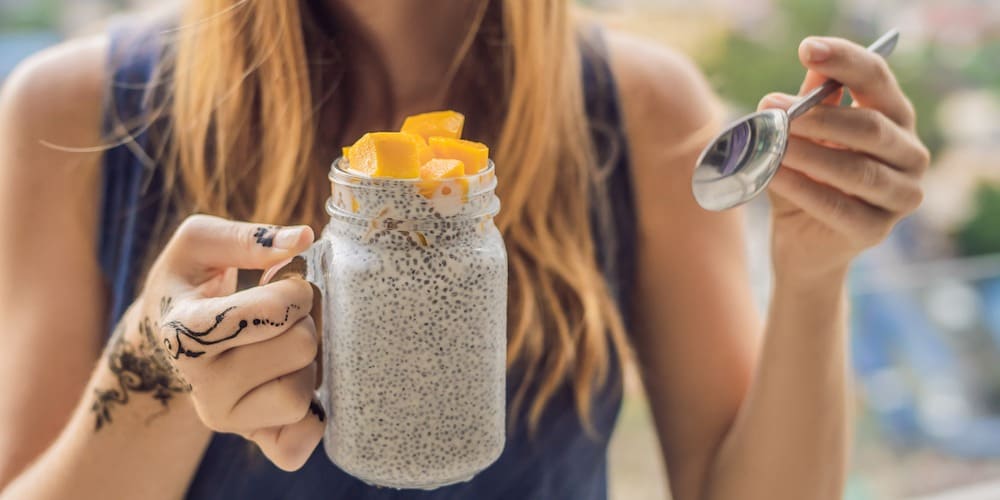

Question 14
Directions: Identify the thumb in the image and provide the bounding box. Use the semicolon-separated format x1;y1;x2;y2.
165;215;314;281
758;92;796;112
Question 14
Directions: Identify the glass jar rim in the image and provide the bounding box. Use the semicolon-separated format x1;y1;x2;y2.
325;156;500;227
323;197;500;229
329;156;497;193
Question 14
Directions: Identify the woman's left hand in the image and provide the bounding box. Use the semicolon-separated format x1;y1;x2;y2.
760;36;930;283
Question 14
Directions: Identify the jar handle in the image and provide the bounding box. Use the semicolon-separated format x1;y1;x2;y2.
258;238;332;420
260;238;331;294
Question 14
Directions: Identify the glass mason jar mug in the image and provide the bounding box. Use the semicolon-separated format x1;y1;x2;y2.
273;158;508;489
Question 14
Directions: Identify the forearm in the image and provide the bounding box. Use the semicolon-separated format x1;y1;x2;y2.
704;269;851;500
1;304;213;500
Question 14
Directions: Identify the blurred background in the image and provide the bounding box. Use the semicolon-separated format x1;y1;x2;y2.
2;0;999;499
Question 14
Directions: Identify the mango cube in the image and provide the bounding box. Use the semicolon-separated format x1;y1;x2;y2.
419;159;468;199
420;158;465;180
428;137;489;174
341;146;351;158
347;132;423;178
401;111;465;142
405;132;434;165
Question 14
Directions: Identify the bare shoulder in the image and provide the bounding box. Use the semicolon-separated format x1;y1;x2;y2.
0;35;109;226
603;30;721;163
0;35;108;151
601;30;746;266
0;35;110;283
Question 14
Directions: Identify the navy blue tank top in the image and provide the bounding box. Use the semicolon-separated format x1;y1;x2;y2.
99;22;637;500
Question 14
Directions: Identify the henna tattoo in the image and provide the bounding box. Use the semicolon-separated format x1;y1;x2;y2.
161;307;235;360
309;400;326;422
162;304;302;359
253;226;278;248
160;296;173;317
91;316;191;431
90;298;305;430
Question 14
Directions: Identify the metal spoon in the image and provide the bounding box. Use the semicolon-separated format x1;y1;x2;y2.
691;28;900;211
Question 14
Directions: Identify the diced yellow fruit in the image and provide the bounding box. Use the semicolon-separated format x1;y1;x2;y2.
404;133;435;165
347;132;423;178
418;159;468;199
428;137;489;174
341;146;351;158
401;110;465;141
420;158;465;179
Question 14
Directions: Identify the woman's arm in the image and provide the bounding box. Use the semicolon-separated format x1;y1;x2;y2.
0;39;211;499
609;33;926;500
0;40;324;499
606;34;765;499
4;305;213;500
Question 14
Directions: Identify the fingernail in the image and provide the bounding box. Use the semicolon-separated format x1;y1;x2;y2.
803;39;831;62
273;226;307;249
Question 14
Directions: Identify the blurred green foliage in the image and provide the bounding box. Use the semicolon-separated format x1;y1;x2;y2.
703;0;837;105
0;1;61;31
702;0;949;154
957;40;1000;93
956;183;1000;256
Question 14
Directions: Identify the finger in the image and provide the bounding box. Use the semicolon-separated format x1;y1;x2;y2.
758;72;841;152
161;279;313;359
798;73;844;106
229;362;318;431
791;105;930;172
250;409;325;472
768;168;892;245
797;36;914;127
759;92;841;120
782;137;923;213
192;316;318;407
165;214;314;283
760;95;929;172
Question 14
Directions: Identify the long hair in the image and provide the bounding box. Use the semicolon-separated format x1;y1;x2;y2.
152;0;631;430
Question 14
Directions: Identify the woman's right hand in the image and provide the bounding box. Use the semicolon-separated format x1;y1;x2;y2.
141;214;323;471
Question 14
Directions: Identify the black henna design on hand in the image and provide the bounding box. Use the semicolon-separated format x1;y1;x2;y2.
253;226;278;248
160;296;173;317
162;304;302;359
91;316;191;432
91;298;306;430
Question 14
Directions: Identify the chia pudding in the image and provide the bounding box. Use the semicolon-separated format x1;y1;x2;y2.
316;158;507;489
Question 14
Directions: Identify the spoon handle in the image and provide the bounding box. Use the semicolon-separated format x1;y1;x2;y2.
786;28;900;120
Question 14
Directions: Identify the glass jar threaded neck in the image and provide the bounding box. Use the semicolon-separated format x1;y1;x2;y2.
325;157;500;232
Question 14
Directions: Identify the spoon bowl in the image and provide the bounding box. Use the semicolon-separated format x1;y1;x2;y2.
692;109;789;211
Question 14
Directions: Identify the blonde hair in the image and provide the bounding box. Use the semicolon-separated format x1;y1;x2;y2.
157;0;631;430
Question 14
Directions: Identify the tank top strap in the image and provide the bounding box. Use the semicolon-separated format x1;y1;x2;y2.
98;20;171;333
580;26;639;329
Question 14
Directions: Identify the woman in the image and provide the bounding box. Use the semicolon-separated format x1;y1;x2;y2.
0;0;928;499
